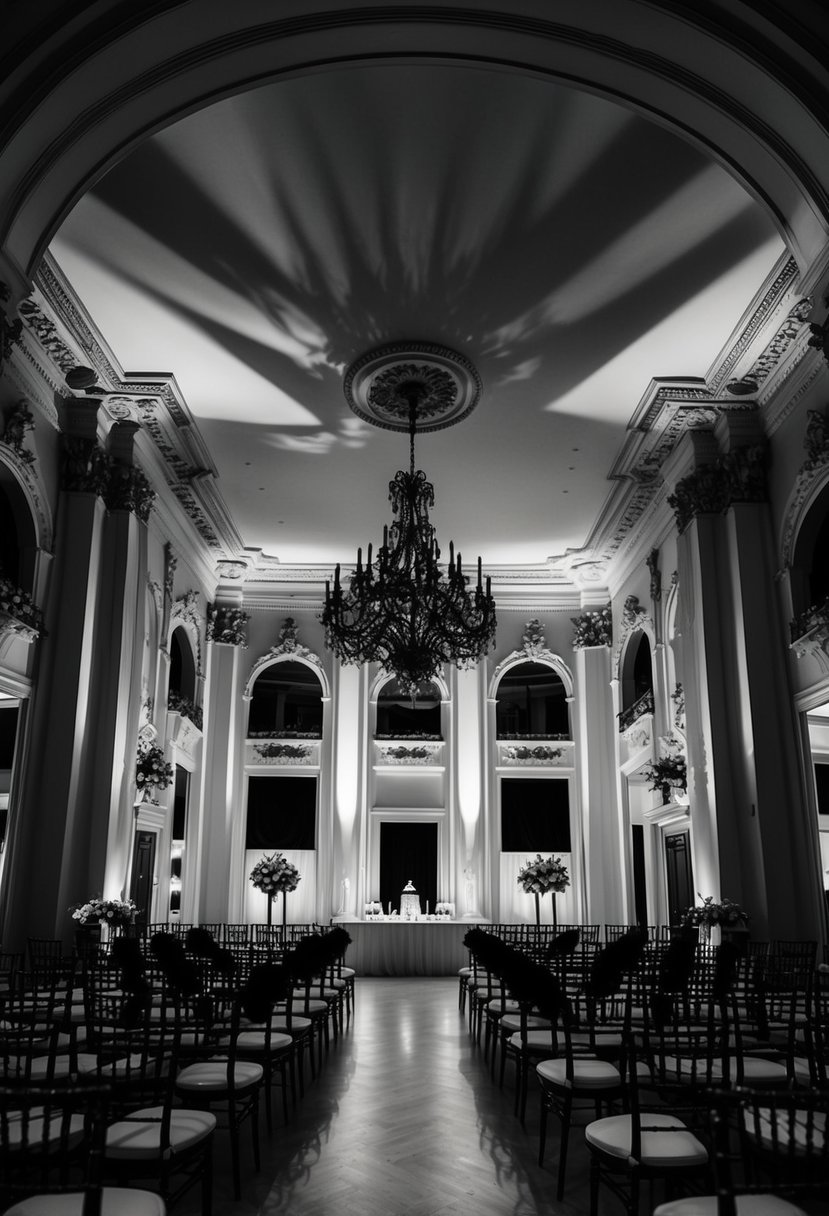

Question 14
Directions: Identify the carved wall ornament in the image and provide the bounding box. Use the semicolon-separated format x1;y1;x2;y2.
521;618;547;658
489;638;573;699
646;548;661;602
801;408;829;472
1;401;36;465
808;316;829;365
216;560;247;580
671;683;686;730
18;298;77;375
0;284;23;374
667;444;768;534
60;436;111;496
104;463;155;521
171;589;204;676
571;603;612;649
247;618;329;699
745;297;813;388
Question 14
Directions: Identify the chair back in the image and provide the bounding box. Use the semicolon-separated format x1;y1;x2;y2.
0;1079;112;1215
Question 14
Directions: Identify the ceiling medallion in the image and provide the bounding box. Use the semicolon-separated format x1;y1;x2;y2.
343;341;482;432
323;343;495;698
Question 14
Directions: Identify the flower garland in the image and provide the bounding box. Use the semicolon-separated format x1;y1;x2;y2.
503;745;562;762
136;742;174;791
0;574;45;631
254;742;310;760
517;853;570;896
249;852;301;896
71;896;136;927
682;895;749;928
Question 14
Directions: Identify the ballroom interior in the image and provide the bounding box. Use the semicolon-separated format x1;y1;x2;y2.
2;0;829;962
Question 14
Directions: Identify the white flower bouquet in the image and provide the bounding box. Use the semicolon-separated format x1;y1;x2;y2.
249;852;301;896
71;896;136;927
517;853;570;895
136;742;174;791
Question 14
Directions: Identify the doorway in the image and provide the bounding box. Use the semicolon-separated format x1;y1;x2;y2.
665;830;693;927
129;829;156;928
379;822;437;914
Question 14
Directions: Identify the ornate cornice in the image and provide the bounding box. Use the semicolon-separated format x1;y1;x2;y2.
708;256;799;393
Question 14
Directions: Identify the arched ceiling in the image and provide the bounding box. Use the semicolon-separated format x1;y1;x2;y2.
48;61;785;578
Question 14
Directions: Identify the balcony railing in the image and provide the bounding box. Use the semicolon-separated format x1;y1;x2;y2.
618;688;654;733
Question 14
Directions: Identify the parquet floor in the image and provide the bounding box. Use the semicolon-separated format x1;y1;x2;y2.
180;977;602;1216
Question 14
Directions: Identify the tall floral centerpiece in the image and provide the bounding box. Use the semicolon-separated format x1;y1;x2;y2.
249;852;301;932
682;894;749;945
71;896;137;947
517;853;570;927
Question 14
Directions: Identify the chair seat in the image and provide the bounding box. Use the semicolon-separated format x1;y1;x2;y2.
175;1059;263;1092
235;1030;293;1053
538;1057;621;1090
5;1188;168;1215
661;1054;789;1086
653;1197;807;1216
500;1013;551;1034
585;1113;708;1167
105;1107;216;1160
487;998;520;1014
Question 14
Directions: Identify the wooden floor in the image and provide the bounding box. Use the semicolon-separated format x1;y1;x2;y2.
179;977;605;1216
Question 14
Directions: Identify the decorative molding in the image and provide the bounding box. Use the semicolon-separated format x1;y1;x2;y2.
646;547;661;602
171;589;204;677
0;401;36;466
246;616;329;698
0;609;40;647
779;408;829;569
741;298;813;390
17;296;77;375
245;738;321;767
614;595;652;674
708;256;799;393
489;618;574;697
344;342;482;433
0;283;23;375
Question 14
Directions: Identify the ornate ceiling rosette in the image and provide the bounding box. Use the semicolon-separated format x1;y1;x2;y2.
343;342;482;433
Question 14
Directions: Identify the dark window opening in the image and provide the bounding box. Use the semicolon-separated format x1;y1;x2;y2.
248;662;323;736
376;678;442;736
500;778;571;852
246;775;317;849
495;663;569;738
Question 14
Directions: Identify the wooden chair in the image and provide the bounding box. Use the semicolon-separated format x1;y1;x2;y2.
0;1079;166;1216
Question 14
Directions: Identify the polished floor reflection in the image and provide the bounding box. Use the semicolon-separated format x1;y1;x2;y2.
180;977;593;1216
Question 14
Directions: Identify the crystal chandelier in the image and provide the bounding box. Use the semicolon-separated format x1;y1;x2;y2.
322;344;497;697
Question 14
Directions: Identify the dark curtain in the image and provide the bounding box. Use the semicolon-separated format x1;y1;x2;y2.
245;775;317;849
500;778;571;852
379;822;438;913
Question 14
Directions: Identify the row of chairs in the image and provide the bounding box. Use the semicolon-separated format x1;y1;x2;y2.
461;924;829;1213
1;924;357;1212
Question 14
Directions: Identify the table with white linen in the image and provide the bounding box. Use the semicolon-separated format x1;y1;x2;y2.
331;918;479;976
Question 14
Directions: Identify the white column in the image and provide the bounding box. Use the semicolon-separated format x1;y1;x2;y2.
454;664;486;918
332;662;364;918
573;644;626;926
199;639;246;922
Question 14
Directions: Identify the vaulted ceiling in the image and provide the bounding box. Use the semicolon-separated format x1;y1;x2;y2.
48;61;784;584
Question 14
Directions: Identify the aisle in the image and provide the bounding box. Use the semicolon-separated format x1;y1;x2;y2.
190;977;590;1216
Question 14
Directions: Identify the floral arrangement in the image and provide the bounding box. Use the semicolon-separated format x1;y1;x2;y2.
517;853;570;895
136;742;174;791
207;604;249;646
642;752;687;797
167;690;203;731
254;742;310;760
435;902;455;918
383;745;433;761
682;895;749;928
71;896;136;927
249;852;301;896
571;603;612;649
0;573;45;631
503;745;562;762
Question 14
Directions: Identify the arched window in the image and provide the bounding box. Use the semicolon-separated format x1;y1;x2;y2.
169;626;196;701
495;662;569;738
376;678;442;737
248;660;323;736
620;631;654;727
